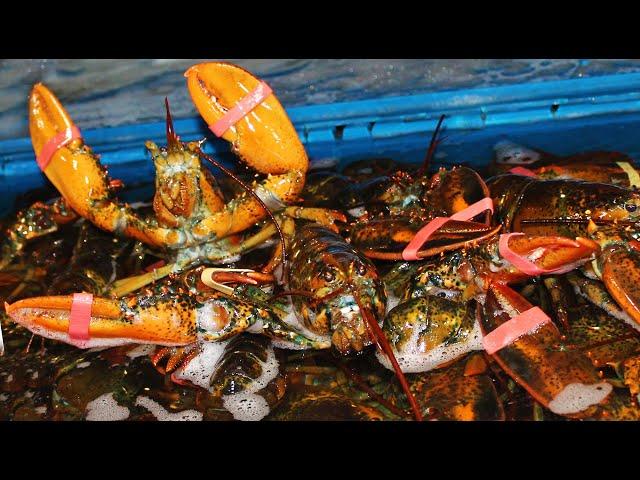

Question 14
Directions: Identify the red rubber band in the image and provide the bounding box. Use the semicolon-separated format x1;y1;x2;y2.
68;293;93;344
209;81;273;137
36;126;82;171
498;232;566;276
402;197;494;261
482;306;551;354
508;166;537;177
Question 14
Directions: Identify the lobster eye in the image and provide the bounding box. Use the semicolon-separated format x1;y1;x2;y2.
354;262;367;276
626;203;637;213
322;269;335;282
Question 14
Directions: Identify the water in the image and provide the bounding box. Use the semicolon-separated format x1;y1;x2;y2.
3;59;640;140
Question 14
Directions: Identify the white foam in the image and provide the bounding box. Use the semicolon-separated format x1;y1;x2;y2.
135;396;202;421
376;319;484;373
126;344;156;359
385;295;401;314
221;343;279;422
76;361;91;369
5;374;13;382
35;406;47;414
0;321;4;356
547;382;612;415
86;392;130;421
173;341;230;389
223;393;270;421
195;303;222;339
347;207;367;218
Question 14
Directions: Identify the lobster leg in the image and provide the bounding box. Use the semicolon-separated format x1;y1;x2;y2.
0;198;78;270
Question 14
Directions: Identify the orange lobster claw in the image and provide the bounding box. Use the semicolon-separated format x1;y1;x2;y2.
185;62;307;178
4;295;195;347
505;235;600;272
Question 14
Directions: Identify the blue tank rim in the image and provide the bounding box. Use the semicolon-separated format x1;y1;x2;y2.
2;71;640;156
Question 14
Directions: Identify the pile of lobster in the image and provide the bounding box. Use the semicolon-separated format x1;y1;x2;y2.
1;61;640;421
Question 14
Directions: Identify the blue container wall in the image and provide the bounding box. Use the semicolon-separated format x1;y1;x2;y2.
3;71;640;217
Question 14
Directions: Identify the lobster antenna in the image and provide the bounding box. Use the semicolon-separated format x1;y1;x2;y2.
520;218;640;226
164;97;180;149
195;148;288;284
353;292;423;421
415;114;446;179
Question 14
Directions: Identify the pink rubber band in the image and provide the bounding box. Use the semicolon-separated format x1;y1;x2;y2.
209;81;273;137
498;232;564;276
402;197;494;261
68;293;93;343
482;306;551;354
36;126;82;171
508;166;537;177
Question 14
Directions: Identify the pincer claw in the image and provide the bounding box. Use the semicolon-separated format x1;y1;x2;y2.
200;267;274;295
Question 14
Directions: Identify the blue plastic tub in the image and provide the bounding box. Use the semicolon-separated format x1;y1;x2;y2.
2;71;640;217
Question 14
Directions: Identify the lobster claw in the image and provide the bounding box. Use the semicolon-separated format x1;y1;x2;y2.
480;283;612;417
185;62;308;204
353;217;502;261
491;234;600;283
4;294;195;348
29;84;113;222
600;245;640;328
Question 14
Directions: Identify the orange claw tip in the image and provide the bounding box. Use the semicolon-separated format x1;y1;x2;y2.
29;82;76;156
183;65;200;78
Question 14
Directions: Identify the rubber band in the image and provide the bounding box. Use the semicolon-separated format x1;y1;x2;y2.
68;293;93;343
616;162;640;188
482;306;551;354
498;232;569;276
209;81;273;137
36;126;82;171
402;197;494;261
508;166;537;177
